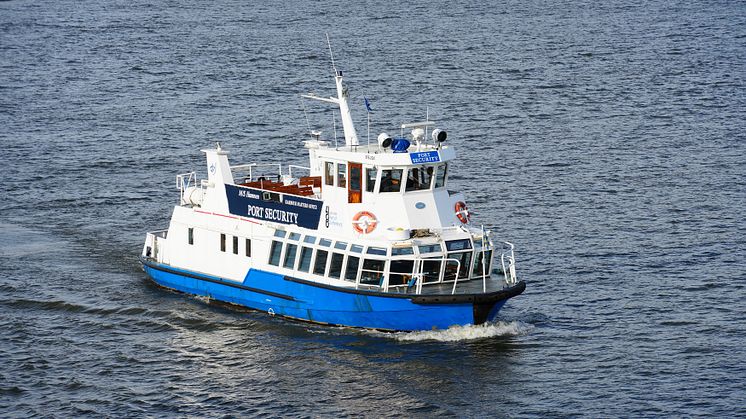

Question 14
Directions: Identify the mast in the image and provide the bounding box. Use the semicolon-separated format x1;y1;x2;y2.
334;70;359;146
301;36;360;147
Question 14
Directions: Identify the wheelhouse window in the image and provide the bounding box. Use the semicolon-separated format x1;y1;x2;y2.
405;166;433;191
380;169;403;193
188;228;194;245
324;161;334;186
283;243;298;269
434;163;448;188
365;167;377;192
268;241;282;266
313;249;329;276
337;163;346;188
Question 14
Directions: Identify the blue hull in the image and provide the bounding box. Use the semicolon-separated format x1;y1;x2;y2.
141;258;524;331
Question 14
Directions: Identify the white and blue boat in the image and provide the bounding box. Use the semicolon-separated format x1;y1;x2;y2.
140;58;525;332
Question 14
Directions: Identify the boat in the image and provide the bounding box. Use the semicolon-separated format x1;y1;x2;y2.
139;53;526;332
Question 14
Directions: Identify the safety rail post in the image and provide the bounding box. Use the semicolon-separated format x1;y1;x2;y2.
176;172;196;205
448;258;462;295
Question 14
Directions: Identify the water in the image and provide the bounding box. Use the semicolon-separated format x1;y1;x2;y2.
1;0;745;416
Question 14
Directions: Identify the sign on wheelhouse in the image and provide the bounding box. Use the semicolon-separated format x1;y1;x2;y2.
139;45;525;331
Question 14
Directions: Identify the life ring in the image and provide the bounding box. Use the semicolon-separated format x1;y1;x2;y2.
455;201;470;224
352;211;378;234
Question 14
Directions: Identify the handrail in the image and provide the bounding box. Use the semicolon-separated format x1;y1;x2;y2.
176;172;196;205
288;165;310;178
501;241;517;285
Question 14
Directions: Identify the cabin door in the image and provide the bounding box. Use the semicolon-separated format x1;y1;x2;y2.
348;162;362;203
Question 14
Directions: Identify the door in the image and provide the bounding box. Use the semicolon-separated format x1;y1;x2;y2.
348;162;362;203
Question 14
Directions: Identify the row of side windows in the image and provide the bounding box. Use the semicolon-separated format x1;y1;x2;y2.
187;228;252;257
268;239;385;285
268;238;493;286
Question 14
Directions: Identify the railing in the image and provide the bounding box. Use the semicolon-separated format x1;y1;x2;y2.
231;163;282;183
288;165;311;178
501;241;517;285
143;229;168;262
176;172;196;205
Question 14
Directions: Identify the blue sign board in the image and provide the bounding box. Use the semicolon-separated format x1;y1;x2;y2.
225;184;323;230
409;151;441;164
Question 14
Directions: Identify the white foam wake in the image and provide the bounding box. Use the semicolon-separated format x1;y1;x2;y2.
392;321;531;342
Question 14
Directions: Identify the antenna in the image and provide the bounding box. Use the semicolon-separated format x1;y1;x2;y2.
300;98;312;138
326;33;337;75
332;111;338;148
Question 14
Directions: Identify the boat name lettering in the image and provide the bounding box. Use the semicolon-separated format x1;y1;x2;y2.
409;151;440;164
238;189;261;199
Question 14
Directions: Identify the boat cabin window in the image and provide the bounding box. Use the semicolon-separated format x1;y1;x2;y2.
245;239;252;257
324;162;334;186
472;249;493;278
365;167;377;193
392;247;414;256
220;233;226;252
274;230;287;238
233;236;239;254
446;239;472;252
405;166;434;191
298;247;313;272
288;232;301;241
360;259;385;285
445;251;472;281
421;259;442;284
304;235;316;244
434;163;448;188
380;169;403;193
313;249;329;275
188;228;194;245
366;246;387;256
344;256;360;282
268;241;282;266
328;253;344;279
337;163;346;188
283;243;298;269
350;244;364;253
418;244;442;254
334;241;348;250
319;238;332;247
389;260;414;286
444;239;473;281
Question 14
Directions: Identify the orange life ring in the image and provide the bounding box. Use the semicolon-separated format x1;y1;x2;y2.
455;201;470;224
352;211;378;234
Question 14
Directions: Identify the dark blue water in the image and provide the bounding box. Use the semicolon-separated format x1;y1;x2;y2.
2;0;745;416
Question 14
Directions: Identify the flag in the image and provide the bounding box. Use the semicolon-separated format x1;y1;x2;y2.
364;96;372;113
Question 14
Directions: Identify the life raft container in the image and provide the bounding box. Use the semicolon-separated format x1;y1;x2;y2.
352;211;378;234
455;201;470;224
